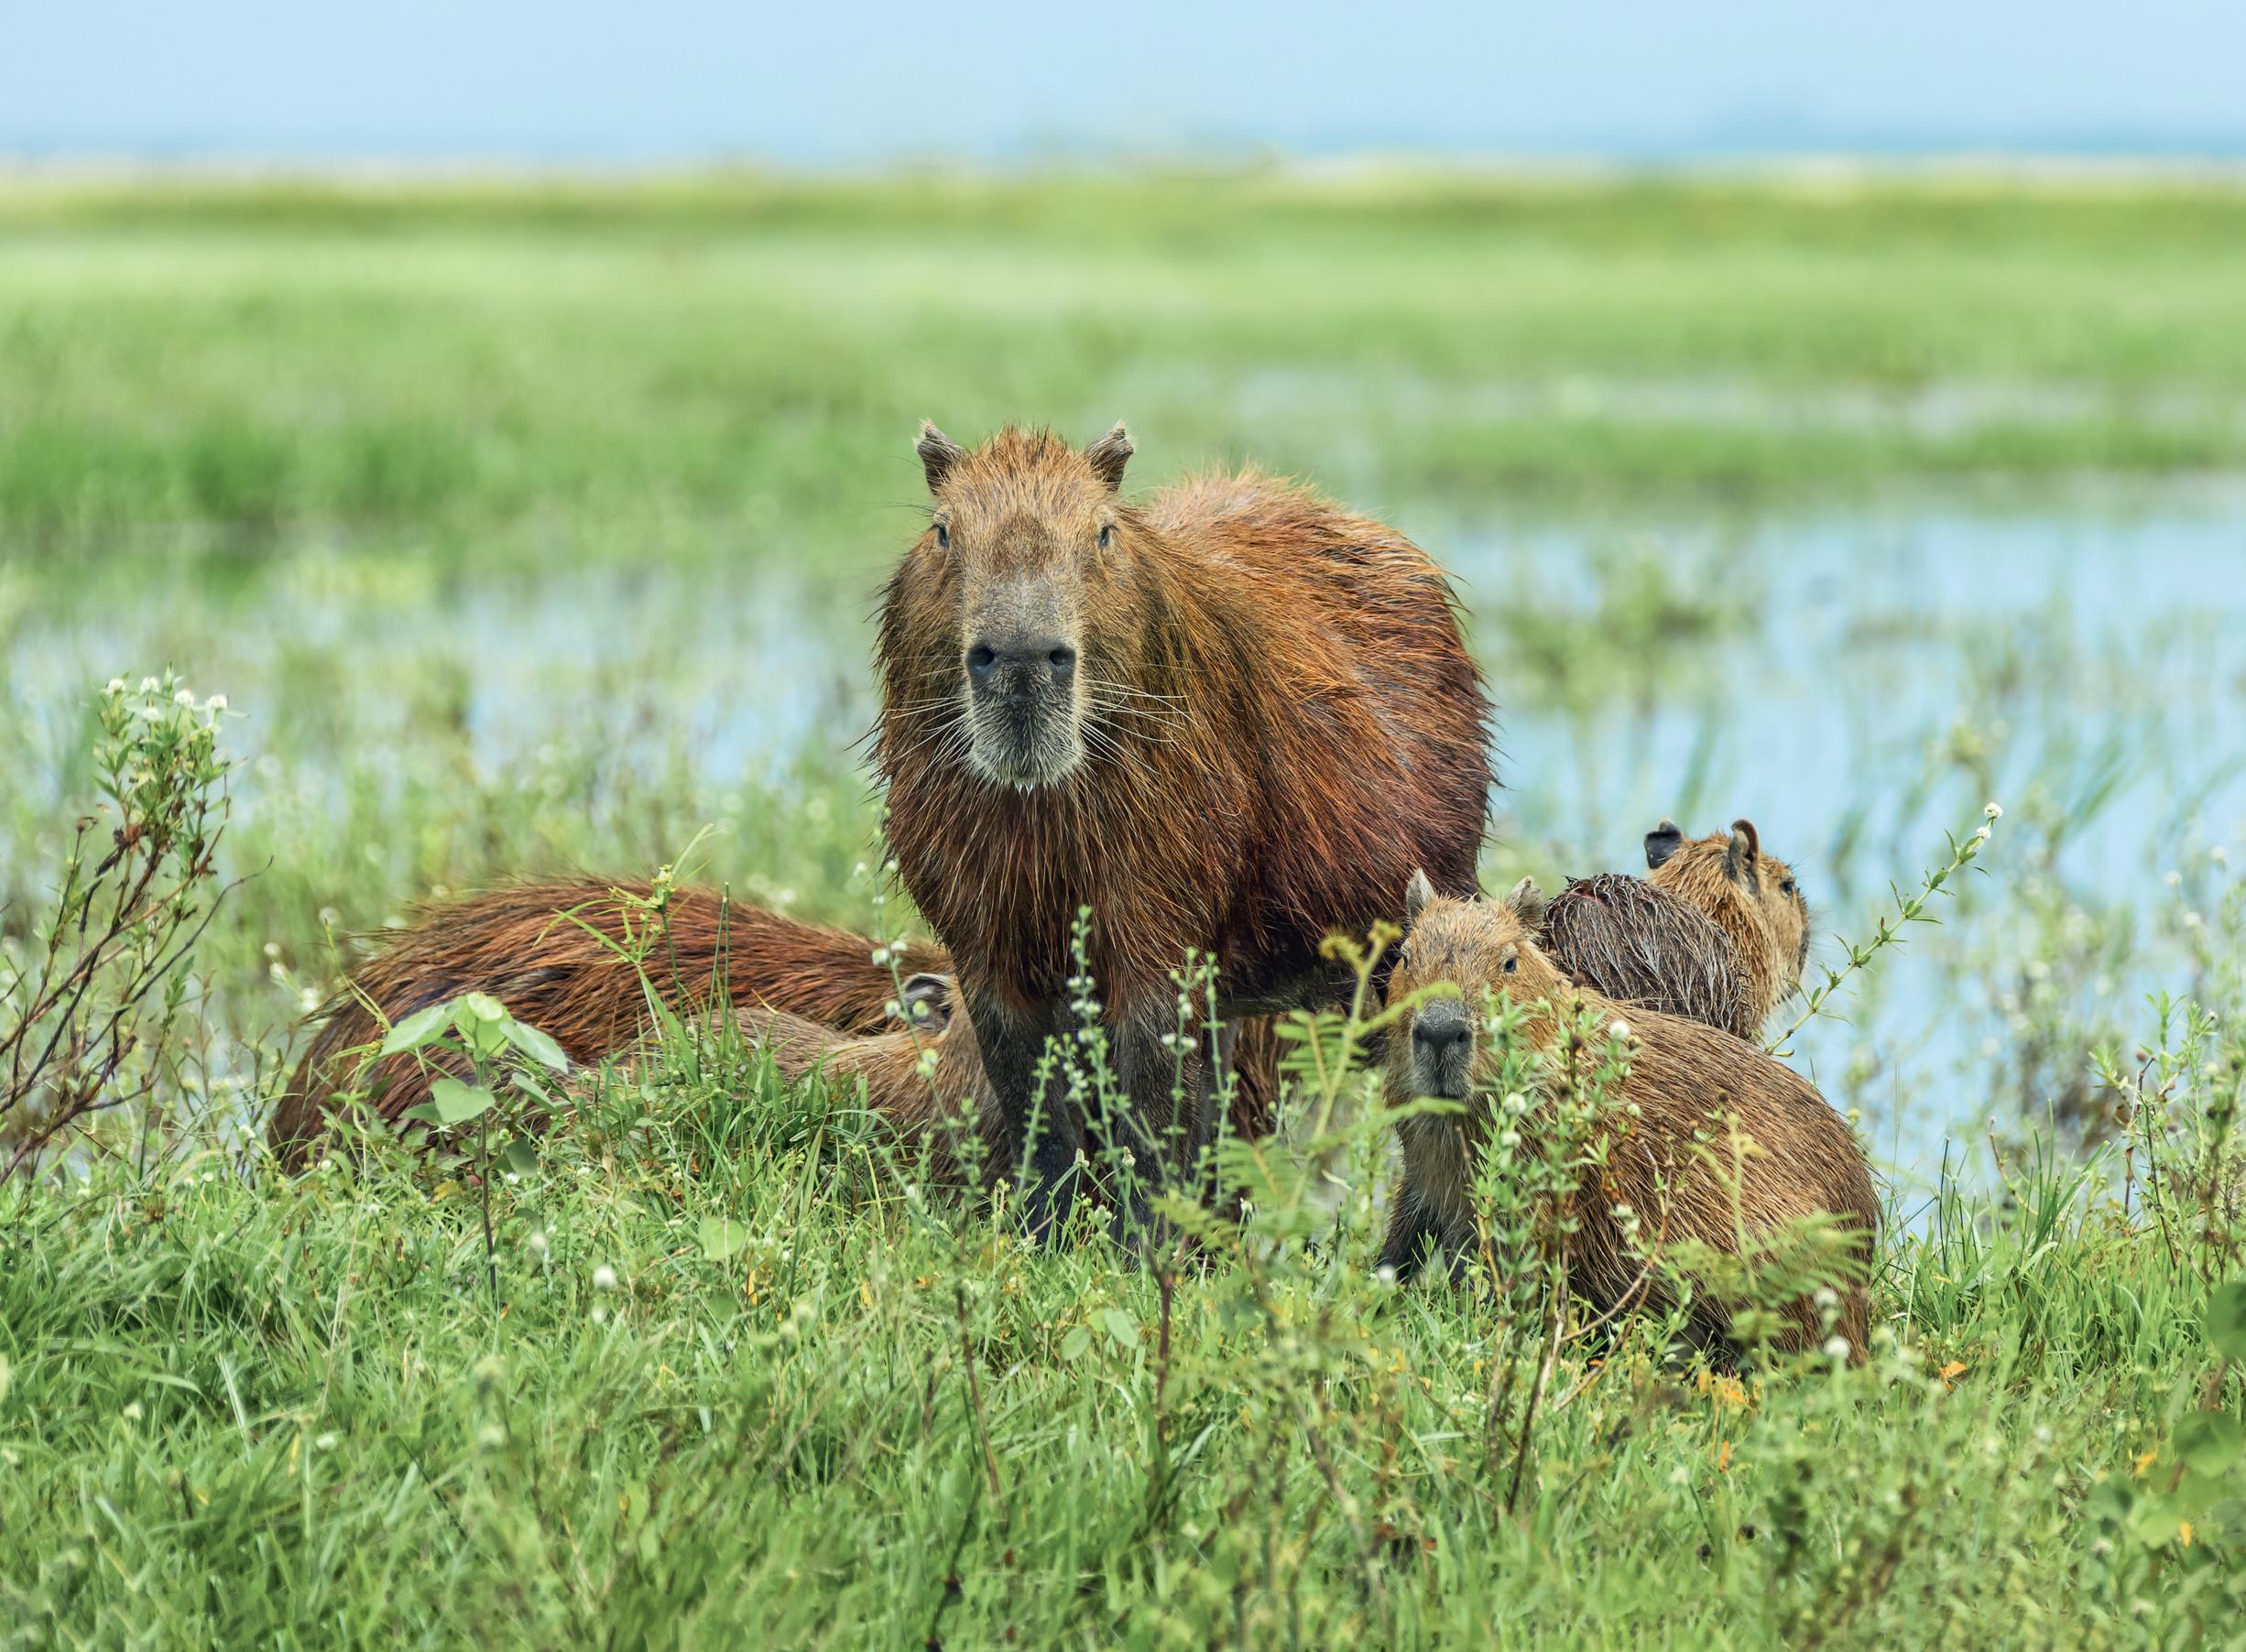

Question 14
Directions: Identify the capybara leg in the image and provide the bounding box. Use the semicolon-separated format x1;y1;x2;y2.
1377;1201;1448;1283
1105;1012;1194;1241
973;988;1081;1242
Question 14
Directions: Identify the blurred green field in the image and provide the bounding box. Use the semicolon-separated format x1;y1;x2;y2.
7;169;2246;568
5;173;2246;1645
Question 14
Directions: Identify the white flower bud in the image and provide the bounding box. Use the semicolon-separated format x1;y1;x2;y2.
592;1265;618;1291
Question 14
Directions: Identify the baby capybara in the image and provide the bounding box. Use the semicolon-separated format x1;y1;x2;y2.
1643;818;1810;1034
1533;816;1810;1039
1379;874;1876;1360
877;422;1492;1237
736;973;1002;1187
271;880;946;1168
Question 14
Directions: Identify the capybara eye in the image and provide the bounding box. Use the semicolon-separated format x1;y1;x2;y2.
1781;878;1796;897
1098;524;1113;550
1501;955;1518;973
934;523;950;549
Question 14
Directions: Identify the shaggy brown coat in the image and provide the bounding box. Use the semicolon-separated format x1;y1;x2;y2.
1531;874;1755;1037
1379;878;1877;1360
877;423;1492;1233
1529;816;1808;1039
270;880;945;1168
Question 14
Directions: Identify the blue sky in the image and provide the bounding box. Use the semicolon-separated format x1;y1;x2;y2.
8;2;2243;161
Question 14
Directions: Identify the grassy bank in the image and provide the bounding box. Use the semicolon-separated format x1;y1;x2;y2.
3;951;2242;1645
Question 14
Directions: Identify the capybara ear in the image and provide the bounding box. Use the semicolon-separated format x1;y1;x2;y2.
1725;820;1762;894
916;422;965;492
1084;422;1134;492
1505;876;1550;929
1403;868;1435;926
1644;819;1684;870
899;972;954;1032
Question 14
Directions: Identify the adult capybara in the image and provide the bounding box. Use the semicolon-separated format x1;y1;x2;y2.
737;973;1280;1195
877;422;1492;1237
1379;875;1876;1360
271;880;946;1168
1532;816;1809;1039
1643;818;1810;1035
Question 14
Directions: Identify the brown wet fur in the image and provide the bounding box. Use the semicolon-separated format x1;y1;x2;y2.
1645;818;1811;1037
274;877;1291;1180
1535;874;1756;1038
1379;886;1877;1360
733;997;1003;1188
878;423;1492;1224
270;880;946;1168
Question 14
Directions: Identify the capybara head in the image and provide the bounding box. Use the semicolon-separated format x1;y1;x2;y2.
902;421;1143;790
1391;871;1572;1102
895;972;955;1034
1644;817;1811;993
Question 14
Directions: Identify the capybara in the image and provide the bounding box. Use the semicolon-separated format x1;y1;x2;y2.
1643;818;1810;1035
877;422;1492;1236
1378;874;1876;1360
735;973;1003;1187
1531;816;1807;1039
737;973;1279;1196
272;880;946;1168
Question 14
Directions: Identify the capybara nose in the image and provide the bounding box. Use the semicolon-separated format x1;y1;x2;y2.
1412;1008;1472;1057
968;636;1075;693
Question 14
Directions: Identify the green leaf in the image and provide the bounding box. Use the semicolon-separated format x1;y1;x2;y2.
2175;1410;2245;1476
500;1137;540;1179
378;1002;452;1057
431;1076;496;1126
1100;1308;1139;1348
1058;1326;1093;1363
0;1352;11;1407
2125;1491;2186;1549
502;1018;568;1072
698;1215;748;1262
2208;1278;2246;1362
461;992;508;1024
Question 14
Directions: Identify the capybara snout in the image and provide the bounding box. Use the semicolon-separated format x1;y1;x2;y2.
1405;992;1475;1099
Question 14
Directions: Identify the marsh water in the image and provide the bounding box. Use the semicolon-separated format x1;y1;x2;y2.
9;484;2244;1189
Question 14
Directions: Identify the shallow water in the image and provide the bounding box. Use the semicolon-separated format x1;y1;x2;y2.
8;485;2242;1183
1454;486;2246;1184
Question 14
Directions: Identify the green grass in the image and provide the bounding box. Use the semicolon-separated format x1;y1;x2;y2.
3;983;2242;1647
3;172;2246;1645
